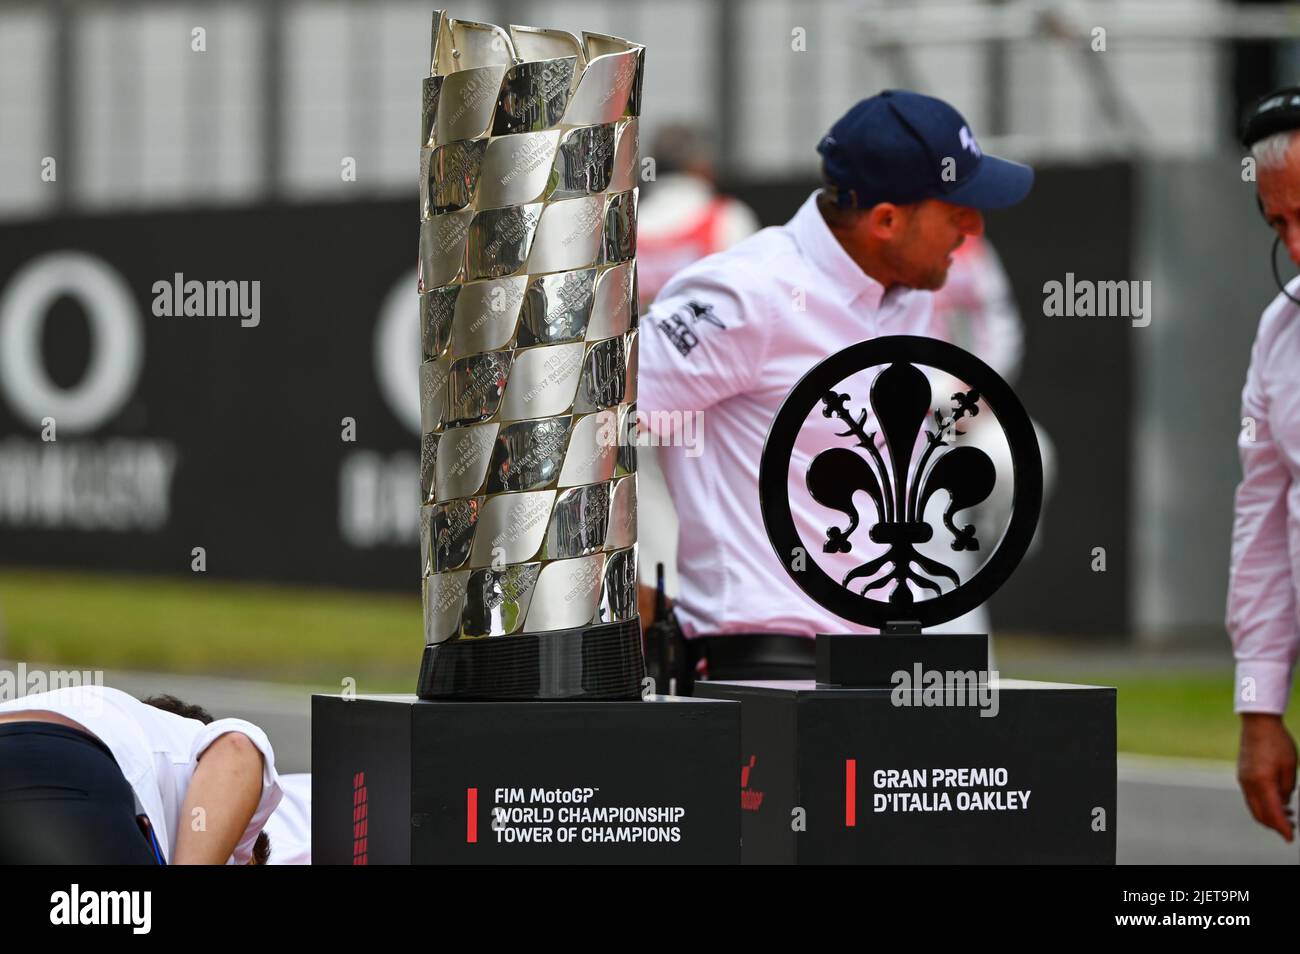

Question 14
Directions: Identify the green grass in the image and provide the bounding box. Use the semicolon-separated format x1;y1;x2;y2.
3;567;1297;761
0;567;422;690
1017;669;1258;763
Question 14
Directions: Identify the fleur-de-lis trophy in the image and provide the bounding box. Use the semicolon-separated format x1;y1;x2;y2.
758;334;1043;676
416;11;646;700
700;335;1114;865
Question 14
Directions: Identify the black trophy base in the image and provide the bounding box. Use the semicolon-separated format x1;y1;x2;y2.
695;634;1116;864
817;632;989;687
312;693;740;864
417;617;645;701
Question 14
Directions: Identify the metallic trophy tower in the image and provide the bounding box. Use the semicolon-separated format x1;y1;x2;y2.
416;11;646;700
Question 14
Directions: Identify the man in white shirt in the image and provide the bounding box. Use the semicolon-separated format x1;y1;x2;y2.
636;90;1033;686
0;684;282;864
1228;86;1300;843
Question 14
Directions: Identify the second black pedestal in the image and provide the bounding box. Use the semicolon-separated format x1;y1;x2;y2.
695;635;1116;864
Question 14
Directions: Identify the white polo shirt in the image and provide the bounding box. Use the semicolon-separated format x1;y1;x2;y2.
263;772;311;864
637;189;935;638
0;685;282;865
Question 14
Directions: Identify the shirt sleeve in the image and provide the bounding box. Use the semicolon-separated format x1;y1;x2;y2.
190;717;284;865
1227;305;1300;714
636;262;768;438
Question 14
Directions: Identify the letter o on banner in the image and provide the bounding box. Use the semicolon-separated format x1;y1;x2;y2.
374;267;421;435
0;251;143;434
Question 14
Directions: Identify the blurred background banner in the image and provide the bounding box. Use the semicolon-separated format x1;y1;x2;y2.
0;200;421;588
0;166;1134;629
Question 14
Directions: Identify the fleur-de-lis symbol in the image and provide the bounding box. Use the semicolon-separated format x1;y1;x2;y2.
951;388;981;420
805;362;995;605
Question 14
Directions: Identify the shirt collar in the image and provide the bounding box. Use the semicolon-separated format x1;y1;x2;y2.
789;189;917;312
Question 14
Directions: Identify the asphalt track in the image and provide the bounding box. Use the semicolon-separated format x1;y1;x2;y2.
5;663;1296;864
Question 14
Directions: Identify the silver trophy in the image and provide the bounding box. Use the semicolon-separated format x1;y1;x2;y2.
416;10;645;700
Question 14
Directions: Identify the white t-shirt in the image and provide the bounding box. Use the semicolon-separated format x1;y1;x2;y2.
0;685;282;865
263;772;311;865
637;189;935;638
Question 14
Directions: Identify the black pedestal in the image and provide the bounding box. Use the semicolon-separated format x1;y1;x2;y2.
312;693;740;864
816;632;988;686
695;635;1116;864
416;618;646;701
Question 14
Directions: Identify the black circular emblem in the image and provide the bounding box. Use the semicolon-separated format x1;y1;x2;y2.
758;335;1042;629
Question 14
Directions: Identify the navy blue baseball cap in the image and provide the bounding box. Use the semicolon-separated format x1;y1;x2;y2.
817;90;1034;210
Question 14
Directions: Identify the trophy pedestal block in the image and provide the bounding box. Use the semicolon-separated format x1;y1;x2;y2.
311;693;740;864
695;638;1115;864
816;632;989;686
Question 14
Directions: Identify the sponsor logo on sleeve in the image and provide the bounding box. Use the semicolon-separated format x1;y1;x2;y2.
654;299;726;358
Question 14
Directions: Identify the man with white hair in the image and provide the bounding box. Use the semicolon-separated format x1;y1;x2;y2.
1228;86;1300;843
